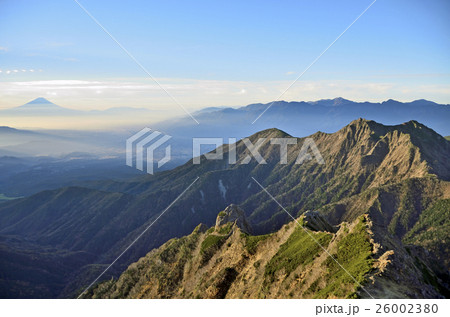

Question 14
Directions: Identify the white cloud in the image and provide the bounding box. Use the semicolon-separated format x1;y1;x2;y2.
0;46;7;52
285;71;295;75
0;69;41;75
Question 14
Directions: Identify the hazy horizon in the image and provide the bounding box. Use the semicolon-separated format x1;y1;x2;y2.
2;96;449;131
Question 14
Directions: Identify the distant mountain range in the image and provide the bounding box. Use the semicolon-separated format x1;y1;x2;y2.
155;97;450;141
0;97;151;117
0;119;449;298
1;98;449;138
1;97;449;162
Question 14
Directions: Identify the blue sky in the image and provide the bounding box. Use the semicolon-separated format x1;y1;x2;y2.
0;0;449;111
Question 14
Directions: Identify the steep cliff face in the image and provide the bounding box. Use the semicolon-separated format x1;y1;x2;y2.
86;206;447;299
215;204;252;234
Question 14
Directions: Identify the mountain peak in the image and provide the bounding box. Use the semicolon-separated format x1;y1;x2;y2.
409;99;439;106
216;204;252;234
345;118;442;141
332;97;351;105
350;117;372;123
26;97;53;105
381;99;402;105
402;119;424;127
399;120;445;140
307;97;352;107
11;98;77;114
249;128;291;139
347;118;380;130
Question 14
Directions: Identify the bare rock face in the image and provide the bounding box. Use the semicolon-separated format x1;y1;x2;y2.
303;210;336;233
215;204;252;234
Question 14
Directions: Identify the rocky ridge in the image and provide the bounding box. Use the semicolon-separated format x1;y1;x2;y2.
85;205;447;299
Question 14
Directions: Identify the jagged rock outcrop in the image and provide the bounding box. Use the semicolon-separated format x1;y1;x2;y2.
215;204;252;234
86;213;447;299
303;210;336;233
